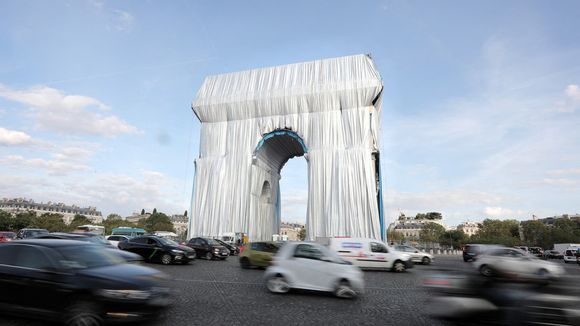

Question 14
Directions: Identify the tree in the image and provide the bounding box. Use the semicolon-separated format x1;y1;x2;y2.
141;208;145;215
142;212;174;233
425;212;443;220
13;211;38;230
387;229;404;244
439;230;468;249
0;210;13;230
298;227;306;241
102;218;136;235
152;208;157;214
420;222;445;246
184;210;188;217
67;214;92;231
471;219;521;246
106;213;122;220
415;213;426;220
522;220;548;247
33;213;67;232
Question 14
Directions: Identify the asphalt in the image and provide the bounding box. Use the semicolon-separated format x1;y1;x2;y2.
2;255;580;326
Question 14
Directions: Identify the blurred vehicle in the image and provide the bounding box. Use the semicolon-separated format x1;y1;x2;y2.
119;235;195;265
554;243;580;254
327;238;412;272
423;270;580;326
239;241;281;269
0;231;16;243
35;232;142;263
528;247;544;258
264;242;364;299
74;225;104;235
214;238;240;256
111;227;146;237
186;237;229;260
463;244;497;262
16;228;48;239
543;250;564;260
0;239;171;326
473;247;564;283
106;234;131;248
393;244;434;265
564;248;580;264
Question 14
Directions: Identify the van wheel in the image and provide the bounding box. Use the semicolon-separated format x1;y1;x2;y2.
334;280;356;299
65;301;102;326
480;265;494;277
422;257;431;265
392;260;406;273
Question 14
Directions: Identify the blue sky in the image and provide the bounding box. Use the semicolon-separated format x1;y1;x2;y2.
1;0;579;227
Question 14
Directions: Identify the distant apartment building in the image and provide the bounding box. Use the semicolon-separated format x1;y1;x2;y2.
125;212;151;223
457;221;481;237
170;214;188;238
0;197;103;224
388;214;447;239
279;222;304;241
524;213;580;227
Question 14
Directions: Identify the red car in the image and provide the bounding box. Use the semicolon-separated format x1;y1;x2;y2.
0;232;16;243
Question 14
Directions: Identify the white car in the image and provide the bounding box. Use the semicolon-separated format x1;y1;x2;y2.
328;237;413;272
393;245;434;265
264;242;364;299
106;235;131;248
473;247;565;282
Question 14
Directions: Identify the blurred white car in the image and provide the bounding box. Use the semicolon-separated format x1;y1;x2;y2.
106;235;131;248
264;242;364;299
473;247;565;282
393;245;434;265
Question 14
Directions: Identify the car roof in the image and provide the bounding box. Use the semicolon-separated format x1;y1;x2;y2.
7;239;92;247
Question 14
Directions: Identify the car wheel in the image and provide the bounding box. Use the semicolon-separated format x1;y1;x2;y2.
564;260;569;264
480;265;494;277
161;254;172;265
65;301;102;326
537;269;550;281
267;274;290;294
240;257;251;269
205;252;213;260
334;280;357;299
422;257;431;265
392;260;406;273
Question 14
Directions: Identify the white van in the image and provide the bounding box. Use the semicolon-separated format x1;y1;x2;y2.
327;238;413;272
564;247;579;263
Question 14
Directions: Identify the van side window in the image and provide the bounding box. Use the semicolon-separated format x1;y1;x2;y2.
371;242;388;253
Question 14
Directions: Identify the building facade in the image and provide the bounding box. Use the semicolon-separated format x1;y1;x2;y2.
279;222;304;241
388;214;447;239
171;214;189;239
457;221;481;237
0;198;103;224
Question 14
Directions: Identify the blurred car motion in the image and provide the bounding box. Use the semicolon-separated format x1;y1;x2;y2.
34;232;143;263
463;244;498;262
473;247;564;283
119;235;196;265
106;234;131;248
393;244;434;265
423;271;580;326
543;250;564;259
16;228;48;239
0;231;16;242
186;237;230;260
0;239;171;326
239;241;281;269
264;242;364;299
327;237;413;272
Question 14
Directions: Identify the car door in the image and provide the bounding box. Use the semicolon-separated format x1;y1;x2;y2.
291;244;332;291
125;237;148;257
144;237;163;261
369;242;390;269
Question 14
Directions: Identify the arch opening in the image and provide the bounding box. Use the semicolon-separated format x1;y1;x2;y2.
250;130;308;241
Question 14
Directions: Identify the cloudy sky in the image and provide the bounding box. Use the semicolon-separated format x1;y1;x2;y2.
1;1;579;226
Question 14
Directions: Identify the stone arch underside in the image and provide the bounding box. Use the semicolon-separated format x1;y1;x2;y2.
188;54;384;241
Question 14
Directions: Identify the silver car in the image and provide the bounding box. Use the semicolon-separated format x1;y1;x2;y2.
394;245;434;265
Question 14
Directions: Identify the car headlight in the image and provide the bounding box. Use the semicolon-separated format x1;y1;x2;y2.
99;289;151;300
171;249;185;254
214;248;220;252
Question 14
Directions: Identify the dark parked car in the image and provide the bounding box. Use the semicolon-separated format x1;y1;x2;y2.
214;238;240;256
186;237;229;260
0;239;171;325
119;235;196;265
544;250;564;259
34;232;142;263
0;231;16;243
16;228;48;239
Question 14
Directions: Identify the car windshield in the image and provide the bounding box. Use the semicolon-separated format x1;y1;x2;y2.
79;236;110;245
206;239;220;245
158;237;179;246
58;245;125;269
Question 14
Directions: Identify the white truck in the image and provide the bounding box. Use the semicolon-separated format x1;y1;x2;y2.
554;243;580;263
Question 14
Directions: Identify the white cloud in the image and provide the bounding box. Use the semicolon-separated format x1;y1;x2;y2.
483;206;526;219
0;127;32;145
546;167;580;176
0;84;139;137
0;154;89;176
566;84;580;101
542;178;580;186
113;10;135;32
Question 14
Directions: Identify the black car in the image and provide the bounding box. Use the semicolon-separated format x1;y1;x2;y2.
463;244;494;262
214;238;240;256
35;232;143;263
0;239;171;325
119;235;196;265
186;237;229;260
16;228;48;239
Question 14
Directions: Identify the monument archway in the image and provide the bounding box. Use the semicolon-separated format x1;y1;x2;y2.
188;54;385;241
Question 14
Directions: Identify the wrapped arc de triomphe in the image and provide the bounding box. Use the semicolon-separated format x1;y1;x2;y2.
187;54;385;242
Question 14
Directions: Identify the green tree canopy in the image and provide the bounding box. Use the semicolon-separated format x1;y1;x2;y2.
420;222;445;243
142;212;174;233
106;213;122;220
439;230;468;249
33;213;67;232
